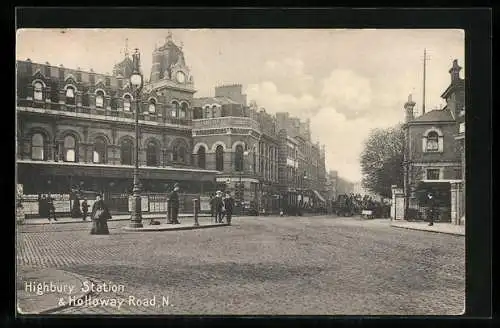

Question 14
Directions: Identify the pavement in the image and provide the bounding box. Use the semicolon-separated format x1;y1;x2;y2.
16;215;465;315
391;220;465;236
19;213;212;225
17;265;90;314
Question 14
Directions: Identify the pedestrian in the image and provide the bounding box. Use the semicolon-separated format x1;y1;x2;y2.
169;185;180;224
224;192;235;225
215;191;224;223
46;193;57;221
90;194;110;235
81;198;89;221
209;194;216;221
427;192;435;226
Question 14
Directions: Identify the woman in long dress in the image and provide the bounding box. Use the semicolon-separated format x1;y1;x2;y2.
90;194;111;235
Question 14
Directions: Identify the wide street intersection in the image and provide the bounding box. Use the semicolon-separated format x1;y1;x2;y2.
17;216;465;315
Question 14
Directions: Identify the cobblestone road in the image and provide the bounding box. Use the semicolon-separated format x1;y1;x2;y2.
16;216;465;315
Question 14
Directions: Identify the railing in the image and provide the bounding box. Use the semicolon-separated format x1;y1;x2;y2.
16;99;192;127
192;116;260;131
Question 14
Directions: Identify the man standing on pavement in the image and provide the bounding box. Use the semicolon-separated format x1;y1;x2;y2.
427;192;435;226
46;193;57;221
81;198;89;221
224;192;235;225
169;185;181;224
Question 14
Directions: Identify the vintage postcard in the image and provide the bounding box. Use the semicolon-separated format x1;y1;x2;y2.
16;28;465;315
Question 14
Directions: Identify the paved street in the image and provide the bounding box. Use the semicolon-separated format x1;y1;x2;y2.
16;216;465;315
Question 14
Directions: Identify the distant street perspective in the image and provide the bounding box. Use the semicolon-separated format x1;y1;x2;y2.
17;216;464;315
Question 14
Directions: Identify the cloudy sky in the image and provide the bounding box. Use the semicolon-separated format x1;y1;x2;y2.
16;29;464;182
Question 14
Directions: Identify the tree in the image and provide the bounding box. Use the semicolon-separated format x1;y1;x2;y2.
360;125;404;198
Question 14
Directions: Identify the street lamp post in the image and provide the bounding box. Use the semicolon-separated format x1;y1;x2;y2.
129;48;144;228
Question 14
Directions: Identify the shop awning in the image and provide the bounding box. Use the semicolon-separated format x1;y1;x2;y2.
313;189;326;203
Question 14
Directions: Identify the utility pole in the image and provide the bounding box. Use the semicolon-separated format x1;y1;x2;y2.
422;49;431;115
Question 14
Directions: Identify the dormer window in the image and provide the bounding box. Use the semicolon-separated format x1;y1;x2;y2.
123;95;132;111
33;82;43;101
95;91;104;108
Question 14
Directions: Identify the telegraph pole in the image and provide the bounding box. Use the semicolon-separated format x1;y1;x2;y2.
422;49;431;115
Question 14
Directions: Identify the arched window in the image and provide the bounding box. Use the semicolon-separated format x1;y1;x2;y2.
235;145;244;171
172;146;178;162
171;101;179;117
178;147;186;163
33;82;43;101
204;106;211;118
212;105;218;118
197;146;206;169
216;145;224;171
149;99;156;113
93;137;107;164
146;141;158;166
64;135;77;162
95;90;104;108
426;131;439;152
252;150;256;173
123;95;132;111
31;133;44;160
120;139;133;165
65;86;75;105
180;102;188;119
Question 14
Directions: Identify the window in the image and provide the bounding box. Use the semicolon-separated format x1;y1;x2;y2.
180;102;188;119
149;99;156;113
178;147;186;163
426;131;439;152
89;74;95;85
459;122;465;134
235;145;244;171
426;169;440;180
105;77;111;86
216;145;224;171
33;82;43;101
93;138;106;164
95;91;104;108
204;106;211;118
454;168;462;180
172;146;178;162
65;87;75;105
197;146;206;169
64;135;76;162
146;141;158;166
171;102;179;117
123;95;131;111
120;140;133;165
253;151;256;173
31;133;44;160
76;72;82;82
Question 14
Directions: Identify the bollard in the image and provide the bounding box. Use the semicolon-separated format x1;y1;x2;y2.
193;198;199;226
166;199;173;224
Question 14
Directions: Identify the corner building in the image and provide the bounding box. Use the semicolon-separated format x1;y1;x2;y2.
16;34;218;214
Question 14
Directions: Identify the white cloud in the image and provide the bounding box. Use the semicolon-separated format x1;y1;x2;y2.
310;106;399;182
320;69;373;112
246;81;318;118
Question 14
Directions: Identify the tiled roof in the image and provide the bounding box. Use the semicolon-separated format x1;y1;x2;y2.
411;109;454;123
193;96;240;107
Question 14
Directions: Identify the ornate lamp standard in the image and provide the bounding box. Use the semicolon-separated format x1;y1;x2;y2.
129;48;144;228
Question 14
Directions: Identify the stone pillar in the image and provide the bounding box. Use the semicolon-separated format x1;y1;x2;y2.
391;185;404;220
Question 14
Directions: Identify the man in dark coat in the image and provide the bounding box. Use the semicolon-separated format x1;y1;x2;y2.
90;194;110;235
169;185;180;224
215;191;224;223
81;198;89;221
427;192;435;226
46;194;57;221
224;192;235;225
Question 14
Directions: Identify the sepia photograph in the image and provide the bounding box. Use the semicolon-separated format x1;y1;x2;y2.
16;28;466;315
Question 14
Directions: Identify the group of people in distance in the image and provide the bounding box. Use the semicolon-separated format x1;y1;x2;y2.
209;190;235;225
